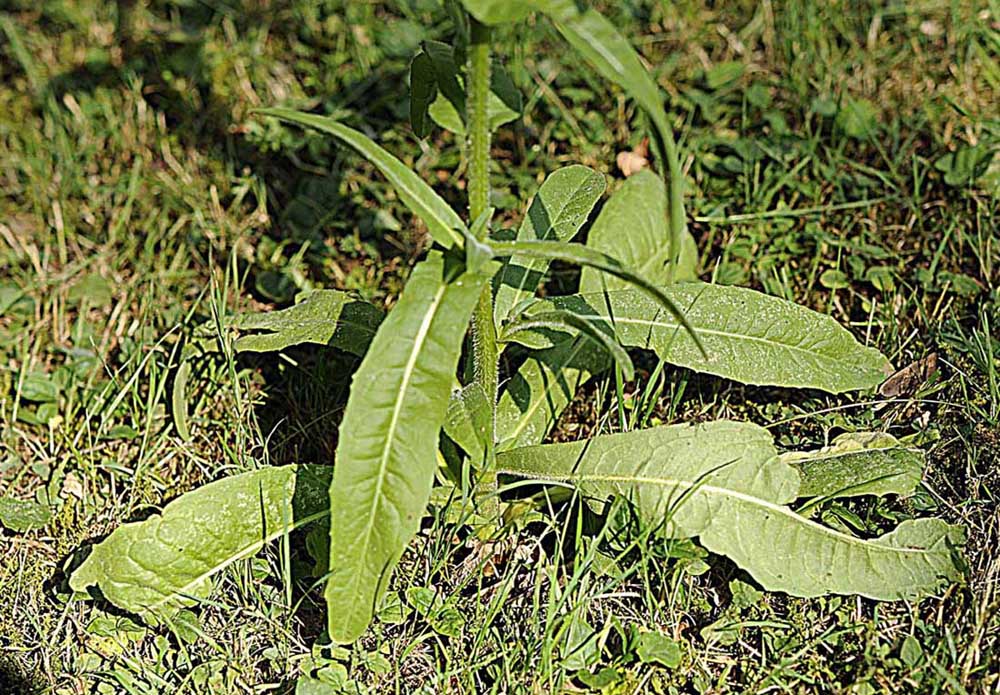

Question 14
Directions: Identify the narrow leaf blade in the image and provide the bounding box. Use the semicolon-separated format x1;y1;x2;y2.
327;252;493;643
459;0;538;24
500;309;634;381
257;108;466;248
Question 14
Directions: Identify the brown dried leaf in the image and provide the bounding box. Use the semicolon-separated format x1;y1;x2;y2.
616;139;649;177
879;353;938;398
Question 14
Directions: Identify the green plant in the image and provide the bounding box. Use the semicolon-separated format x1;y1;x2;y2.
69;0;964;655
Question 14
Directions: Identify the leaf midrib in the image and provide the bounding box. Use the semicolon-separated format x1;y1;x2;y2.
338;280;450;622
499;468;937;556
557;310;870;372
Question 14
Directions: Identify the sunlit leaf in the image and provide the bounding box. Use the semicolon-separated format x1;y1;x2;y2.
494;165;605;325
499;421;965;600
326;252;495;643
69;465;331;622
257;108;467;249
518;283;892;393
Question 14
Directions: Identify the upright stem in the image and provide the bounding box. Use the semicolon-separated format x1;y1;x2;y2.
467;18;499;521
468;20;492;224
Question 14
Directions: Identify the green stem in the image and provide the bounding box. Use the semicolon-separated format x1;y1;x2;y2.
467;18;499;521
468;20;492;224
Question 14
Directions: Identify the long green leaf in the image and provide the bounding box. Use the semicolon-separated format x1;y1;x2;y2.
257;108;467;249
229;290;383;355
518;283;891;393
498;422;965;600
783;432;925;501
69;465;331;623
580;170;697;291
494;165;606;325
327;252;494;643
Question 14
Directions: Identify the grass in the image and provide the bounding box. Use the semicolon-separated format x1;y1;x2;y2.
1;0;997;692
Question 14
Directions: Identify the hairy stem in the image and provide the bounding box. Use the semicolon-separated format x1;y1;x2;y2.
468;20;492;224
467;18;499;520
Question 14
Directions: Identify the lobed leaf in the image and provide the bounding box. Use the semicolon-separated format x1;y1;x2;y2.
519;283;892;393
257;108;466;249
327;252;495;643
69;465;331;623
498;422;965;600
493;165;605;325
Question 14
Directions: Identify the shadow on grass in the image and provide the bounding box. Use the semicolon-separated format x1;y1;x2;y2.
0;658;40;695
34;0;414;292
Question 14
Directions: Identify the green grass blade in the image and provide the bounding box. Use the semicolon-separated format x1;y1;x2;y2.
256;108;467;249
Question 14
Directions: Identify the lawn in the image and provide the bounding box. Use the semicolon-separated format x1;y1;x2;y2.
0;0;997;693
